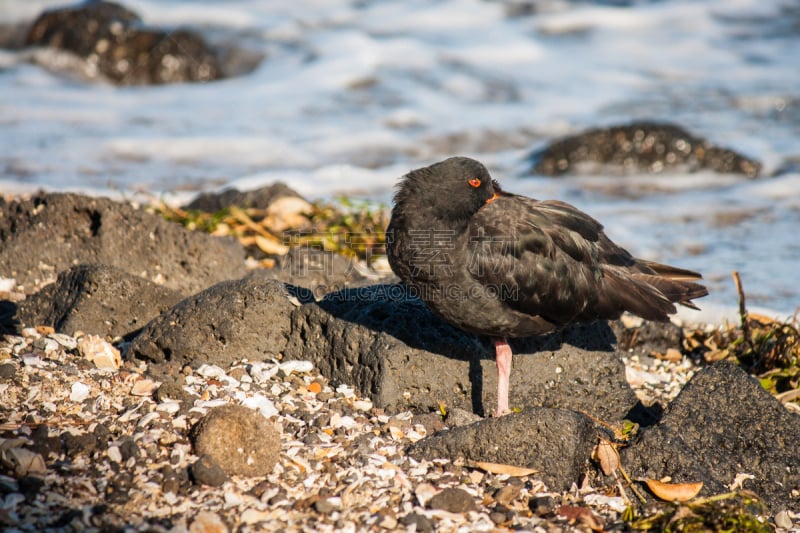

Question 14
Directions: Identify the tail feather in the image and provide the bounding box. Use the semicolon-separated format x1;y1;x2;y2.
594;261;709;322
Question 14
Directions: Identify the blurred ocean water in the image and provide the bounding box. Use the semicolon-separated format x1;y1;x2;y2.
0;0;798;319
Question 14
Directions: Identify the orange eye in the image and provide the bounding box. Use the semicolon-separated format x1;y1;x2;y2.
468;178;481;188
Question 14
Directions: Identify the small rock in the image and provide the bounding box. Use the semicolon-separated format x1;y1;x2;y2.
190;455;227;487
63;431;98;457
117;437;140;462
493;483;521;506
427;487;477;513
313;498;336;515
399;513;433;533
529;495;555;516
0;363;16;379
17;476;45;502
191;404;280;477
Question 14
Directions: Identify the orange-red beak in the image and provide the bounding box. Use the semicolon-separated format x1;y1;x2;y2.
486;192;500;204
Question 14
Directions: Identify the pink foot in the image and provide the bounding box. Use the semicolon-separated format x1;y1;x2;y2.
494;337;512;416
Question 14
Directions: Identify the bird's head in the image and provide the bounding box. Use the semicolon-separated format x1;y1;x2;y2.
393;157;499;224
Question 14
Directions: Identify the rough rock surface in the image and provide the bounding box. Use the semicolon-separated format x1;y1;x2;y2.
184;183;304;213
286;285;638;419
191;404;280;477
267;248;391;298
409;407;600;492
128;277;310;371
529;121;761;177
620;361;800;513
12;264;185;339
0;192;246;294
24;1;222;85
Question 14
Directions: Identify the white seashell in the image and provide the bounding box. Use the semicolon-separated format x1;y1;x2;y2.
107;445;122;463
352;399;373;412
241;394;279;418
130;379;159;397
156;400;181;414
48;333;77;350
69;381;91;402
77;335;121;370
279;360;313;375
195;364;226;378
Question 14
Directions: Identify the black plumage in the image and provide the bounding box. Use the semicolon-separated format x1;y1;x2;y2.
386;156;708;415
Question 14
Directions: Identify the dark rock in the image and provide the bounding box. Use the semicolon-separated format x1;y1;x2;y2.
13;264;185;338
267;248;384;298
620;361;800;513
62;431;98;457
399;512;433;533
29;424;60;459
117;436;140;462
189;455;227;487
286;284;637;419
493;482;522;506
184;183;303;213
24;1;223;85
0;363;15;379
529;495;556;516
410;412;445;435
427;487;477;513
154;379;194;409
128;277;306;369
160;465;189;495
528;121;761;178
190;404;280;477
609;318;684;357
445;407;482;428
17;475;45;502
104;472;132;504
408;407;600;492
0;193;245;295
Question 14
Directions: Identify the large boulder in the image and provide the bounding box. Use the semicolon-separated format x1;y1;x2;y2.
287;284;638;419
0;192;246;295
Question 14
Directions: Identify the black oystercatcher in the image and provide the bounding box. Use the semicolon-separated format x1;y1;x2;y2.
386;157;708;416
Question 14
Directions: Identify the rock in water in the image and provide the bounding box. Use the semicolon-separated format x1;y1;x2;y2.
528;121;761;177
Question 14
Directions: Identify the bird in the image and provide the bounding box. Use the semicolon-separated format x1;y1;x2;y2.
386;156;708;417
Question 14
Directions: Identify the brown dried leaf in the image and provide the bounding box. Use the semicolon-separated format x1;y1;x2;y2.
592;439;620;476
645;478;703;502
469;460;538;477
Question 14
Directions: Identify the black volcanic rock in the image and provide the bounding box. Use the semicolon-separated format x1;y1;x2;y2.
529;121;761;177
13;264;185;338
409;407;600;492
184;183;304;213
24;1;222;85
0;192;246;295
619;361;800;513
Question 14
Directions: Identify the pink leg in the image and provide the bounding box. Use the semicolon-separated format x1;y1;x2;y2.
494;337;512;416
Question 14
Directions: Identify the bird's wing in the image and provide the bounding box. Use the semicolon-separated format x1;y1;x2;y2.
466;196;703;325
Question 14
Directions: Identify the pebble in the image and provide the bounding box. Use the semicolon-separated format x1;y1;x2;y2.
0;363;17;378
191;404;280;476
427;487;477;513
190;455;227;487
